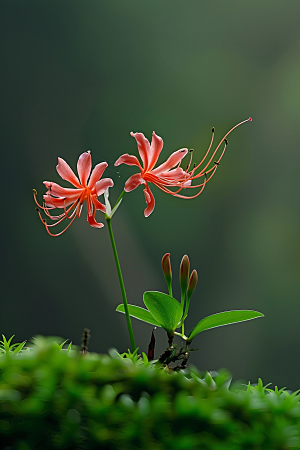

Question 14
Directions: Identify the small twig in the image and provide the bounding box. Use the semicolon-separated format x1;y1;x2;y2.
81;328;90;355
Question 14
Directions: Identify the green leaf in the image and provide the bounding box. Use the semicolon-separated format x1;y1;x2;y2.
12;341;26;354
58;340;68;349
143;291;183;335
116;304;161;327
188;310;264;342
142;352;149;367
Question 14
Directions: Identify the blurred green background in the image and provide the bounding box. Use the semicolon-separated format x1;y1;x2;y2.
1;0;300;389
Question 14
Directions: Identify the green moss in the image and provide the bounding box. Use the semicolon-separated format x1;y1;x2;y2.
0;341;299;449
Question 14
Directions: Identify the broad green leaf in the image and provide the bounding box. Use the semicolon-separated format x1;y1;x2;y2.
188;310;264;342
116;304;161;327
143;291;183;335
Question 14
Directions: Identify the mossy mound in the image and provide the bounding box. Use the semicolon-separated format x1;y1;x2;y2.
0;340;299;449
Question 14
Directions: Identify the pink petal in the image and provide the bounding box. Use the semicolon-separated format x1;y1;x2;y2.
77;151;92;186
92;197;106;213
148;132;164;171
87;213;104;228
43;194;79;208
43;181;83;198
95;178;114;196
56;158;81;188
130;132;150;170
156;167;190;182
115;154;141;169
124;173;145;192
143;184;155;217
88;162;108;189
151;148;188;175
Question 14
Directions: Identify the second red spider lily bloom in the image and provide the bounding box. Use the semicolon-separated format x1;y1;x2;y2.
115;118;252;217
115;131;191;217
33;151;114;236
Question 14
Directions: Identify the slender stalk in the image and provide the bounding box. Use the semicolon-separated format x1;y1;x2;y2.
106;217;136;351
113;190;125;209
174;331;188;341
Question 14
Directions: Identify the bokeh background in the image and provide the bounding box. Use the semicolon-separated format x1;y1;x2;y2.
1;0;300;389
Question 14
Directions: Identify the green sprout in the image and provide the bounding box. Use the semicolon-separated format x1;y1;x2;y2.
116;253;264;363
0;335;27;355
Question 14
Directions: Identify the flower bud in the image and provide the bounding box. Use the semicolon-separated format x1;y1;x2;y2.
162;253;172;282
179;254;190;295
187;269;198;299
162;253;172;296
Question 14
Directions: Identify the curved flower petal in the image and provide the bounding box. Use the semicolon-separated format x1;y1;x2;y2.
130;132;150;171
43;181;83;198
157;167;190;182
77;151;92;186
56;158;81;188
43;194;79;208
87;212;104;228
115;154;142;169
92;197;106;213
143;184;155;217
151;148;188;175
95;178;114;196
124;173;145;192
88;162;108;189
148;132;164;171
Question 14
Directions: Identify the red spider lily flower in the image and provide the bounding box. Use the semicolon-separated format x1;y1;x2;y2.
33;151;114;236
115;118;252;217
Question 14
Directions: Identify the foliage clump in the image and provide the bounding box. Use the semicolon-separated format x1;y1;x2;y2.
0;339;299;449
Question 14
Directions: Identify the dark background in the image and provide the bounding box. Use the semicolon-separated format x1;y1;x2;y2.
1;1;300;389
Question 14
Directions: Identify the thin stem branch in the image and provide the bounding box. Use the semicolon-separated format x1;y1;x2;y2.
113;190;125;209
106;217;136;351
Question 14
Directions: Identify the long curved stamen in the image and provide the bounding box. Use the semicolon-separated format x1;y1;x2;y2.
44;201;77;220
190;140;227;181
35;201;78;229
180;166;217;190
154;173;209;199
42;198;78;221
34;189;82;233
43;212;78;236
185;149;194;172
63;199;78;219
33;190;45;210
193;118;251;174
193;136;226;175
161;117;250;194
34;189;79;221
192;128;215;172
43;208;78;228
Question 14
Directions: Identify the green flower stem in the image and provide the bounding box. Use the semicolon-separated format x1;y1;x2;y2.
113;190;125;209
174;331;188;341
106;217;136;351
